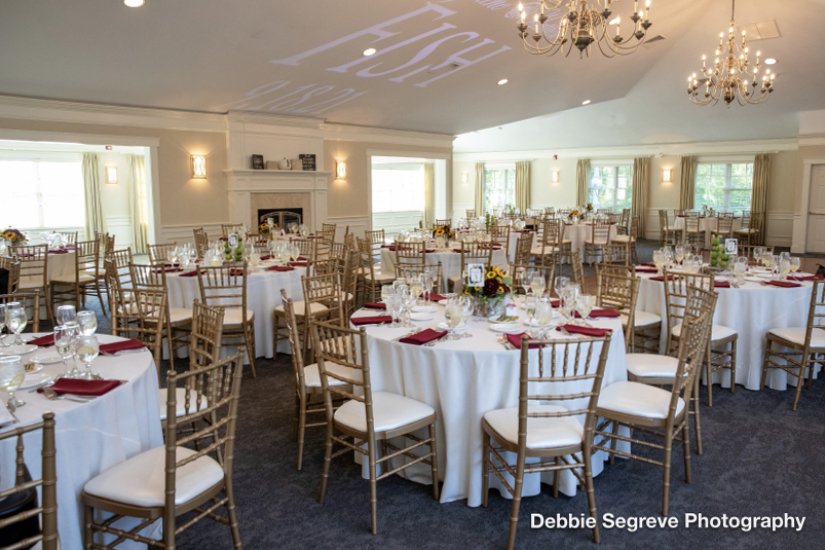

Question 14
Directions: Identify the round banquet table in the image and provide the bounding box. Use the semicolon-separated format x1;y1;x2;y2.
350;298;629;507
563;222;618;258
379;247;509;292
634;269;816;391
18;250;76;290
165;262;307;358
0;333;163;549
454;230;537;264
672;216;742;249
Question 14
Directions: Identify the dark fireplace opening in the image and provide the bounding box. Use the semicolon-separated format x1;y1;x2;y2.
258;208;303;229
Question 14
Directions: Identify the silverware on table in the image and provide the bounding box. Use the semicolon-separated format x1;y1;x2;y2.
40;387;94;404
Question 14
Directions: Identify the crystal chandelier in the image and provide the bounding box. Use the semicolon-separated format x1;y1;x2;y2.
515;0;654;58
687;0;775;106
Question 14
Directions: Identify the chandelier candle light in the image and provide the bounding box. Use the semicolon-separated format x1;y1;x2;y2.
516;0;653;58
687;0;775;106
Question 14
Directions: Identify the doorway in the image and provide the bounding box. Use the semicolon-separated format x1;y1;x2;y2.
806;164;825;253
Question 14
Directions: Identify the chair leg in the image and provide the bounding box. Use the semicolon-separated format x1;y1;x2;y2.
552;457;561;498
682;420;692;484
297;394;307;471
792;360;806;411
705;342;713;407
481;434;490;508
806;351;816;390
318;423;333;504
505;453;526;550
368;439;379;535
428;423;440;501
661;431;673;516
729;340;737;393
84;504;94;549
582;450;601;543
243;324;257;378
692;375;703;455
760;340;771;391
166;320;175;371
45;286;56;326
608;420;619;465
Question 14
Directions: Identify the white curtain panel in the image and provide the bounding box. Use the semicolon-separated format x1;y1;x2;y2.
128;154;149;254
576;159;590;206
474;162;485;216
82;152;106;240
632;156;650;236
515;160;531;214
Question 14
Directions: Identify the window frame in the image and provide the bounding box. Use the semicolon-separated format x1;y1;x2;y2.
587;161;634;211
483;163;516;212
693;159;754;213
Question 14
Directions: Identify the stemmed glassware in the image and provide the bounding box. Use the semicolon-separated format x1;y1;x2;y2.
444;301;463;340
575;294;594;325
553;276;569;299
535;296;554;338
790;257;801;275
409;275;423;306
54;324;82;379
0;356;26;409
530;273;546;296
77;310;98;336
458;295;474;338
653;250;665;275
524;294;537;335
56;305;77;328
74;335;101;380
0;304;6;348
6;304;27;346
386;295;402;328
732;256;747;287
400;291;416;328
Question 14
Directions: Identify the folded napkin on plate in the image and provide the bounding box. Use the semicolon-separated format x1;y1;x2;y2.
49;249;70;255
259;255;273;260
100;339;146;355
267;266;295;272
641;262;656;267
556;325;613;337
635;267;659;273
650;275;675;282
38;378;121;397
179;270;204;277
364;302;387;309
422;293;446;302
506;333;544;349
288;261;308;267
765;280;801;288
29;333;55;346
425;249;436;253
714;281;731;288
574;308;620;319
350;315;393;326
399;329;447;346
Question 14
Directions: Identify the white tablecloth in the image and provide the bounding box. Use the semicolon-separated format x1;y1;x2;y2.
563;223;618;256
18;251;76;290
0;334;163;549
380;248;509;292
351;298;628;506
672;217;742;248
635;270;815;390
165;263;306;358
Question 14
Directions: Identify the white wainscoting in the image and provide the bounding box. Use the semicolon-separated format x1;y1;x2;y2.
452;202;475;224
105;216;133;250
161;223;223;244
643;209;793;247
326;215;370;240
373;211;423;239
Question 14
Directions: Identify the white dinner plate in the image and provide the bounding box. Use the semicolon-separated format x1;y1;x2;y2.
0;344;38;357
19;372;51;390
30;352;64;366
411;311;436;322
523;319;541;327
436;322;466;333
489;323;523;334
24;362;43;374
744;276;763;283
412;305;437;314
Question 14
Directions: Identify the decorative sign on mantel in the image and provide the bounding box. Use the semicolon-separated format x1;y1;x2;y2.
299;154;316;171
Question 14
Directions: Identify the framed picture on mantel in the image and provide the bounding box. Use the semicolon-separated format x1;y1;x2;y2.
299;154;316;171
251;154;264;170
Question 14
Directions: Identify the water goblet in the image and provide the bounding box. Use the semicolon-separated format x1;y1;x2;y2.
6;304;27;346
576;294;594;324
75;335;101;380
77;310;98;336
535;297;554;338
386;295;402;328
790;257;800;275
458;295;474;337
0;304;6;348
523;294;538;336
56;305;76;328
553;276;569;299
0;356;26;409
54;325;82;378
380;285;395;303
530;274;546;296
409;275;423;306
444;302;463;340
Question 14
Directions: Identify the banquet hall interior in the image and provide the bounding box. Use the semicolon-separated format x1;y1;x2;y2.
1;1;824;549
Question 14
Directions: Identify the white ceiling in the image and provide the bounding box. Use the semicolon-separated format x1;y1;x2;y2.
1;0;823;148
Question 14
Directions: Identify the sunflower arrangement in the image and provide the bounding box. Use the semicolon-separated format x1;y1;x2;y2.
432;224;455;240
2;228;27;244
585;203;594;212
259;222;271;235
568;209;579;220
463;265;512;304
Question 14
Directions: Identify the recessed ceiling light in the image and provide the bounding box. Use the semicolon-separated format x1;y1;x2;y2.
582;99;591;105
498;78;509;85
765;58;776;65
363;48;377;56
124;0;145;6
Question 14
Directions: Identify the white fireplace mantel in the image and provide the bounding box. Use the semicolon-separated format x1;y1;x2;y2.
224;169;331;231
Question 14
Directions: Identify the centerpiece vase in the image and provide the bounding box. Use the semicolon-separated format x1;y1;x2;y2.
473;297;504;321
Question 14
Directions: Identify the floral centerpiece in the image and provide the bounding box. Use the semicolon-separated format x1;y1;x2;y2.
259;222;271;236
462;265;513;319
585;203;594;214
2;228;27;244
432;224;455;241
568;209;579;221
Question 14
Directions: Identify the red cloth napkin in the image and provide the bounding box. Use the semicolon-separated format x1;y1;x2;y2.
386;246;409;252
425;249;436;253
506;333;544;349
179;270;203;277
790;275;823;281
267;266;295;272
351;315;393;326
556;324;613;337
39;379;121;396
364;302;387;309
641;262;656;267
765;280;801;288
288;262;307;267
29;333;55;346
635;267;659;273
714;281;731;288
399;329;447;345
229;269;244;276
422;293;446;302
259;255;273;260
573;308;620;319
99;339;146;355
49;250;69;255
155;267;183;274
650;275;675;282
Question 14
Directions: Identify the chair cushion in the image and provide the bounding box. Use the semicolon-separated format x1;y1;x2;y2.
598;381;685;420
611;235;632;243
484;405;584;450
83;446;224;508
626;353;681;379
167;307;193;324
363;271;395;282
767;327;825;349
303;361;353;388
530;246;561;255
621;310;661;328
158;387;208;421
50;272;96;284
671;323;737;342
223;307;255;325
274;301;328;316
334;391;434;433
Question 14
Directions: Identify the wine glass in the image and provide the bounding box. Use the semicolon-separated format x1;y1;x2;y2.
653;250;665;275
56;305;77;328
553;276;569;300
778;259;791;282
444;302;462;340
0;304;6;348
732;258;747;287
524;294;538;335
6;304;27;346
386;295;402;328
790;257;801;275
54;325;81;378
530;274;546;296
517;268;531;295
380;285;395;303
400;291;416;328
77;310;98;336
0;356;26;409
780;251;791;263
409;275;423;306
74;335;101;380
535;297;554;338
458;295;474;337
426;267;437;301
576;294;594;324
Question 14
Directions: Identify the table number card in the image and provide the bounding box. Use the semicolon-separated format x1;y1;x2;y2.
229;234;238;248
725;238;738;255
467;263;485;287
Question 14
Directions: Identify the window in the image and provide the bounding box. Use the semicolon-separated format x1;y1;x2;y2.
371;166;425;213
0;154;86;231
588;165;633;211
694;163;753;212
484;165;515;212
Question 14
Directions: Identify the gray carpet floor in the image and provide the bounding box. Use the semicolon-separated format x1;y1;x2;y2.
80;241;825;549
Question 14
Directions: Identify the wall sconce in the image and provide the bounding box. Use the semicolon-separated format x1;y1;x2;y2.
336;160;347;179
105;166;118;185
461;171;469;185
191;155;207;179
662;168;673;183
551;170;560;184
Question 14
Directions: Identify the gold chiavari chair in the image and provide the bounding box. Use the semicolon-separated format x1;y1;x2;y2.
314;236;332;261
130;263;193;371
761;279;825;410
321;223;337;242
682;216;704;249
711;215;735;241
12;244;54;325
339;248;361;314
531;218;568;270
330;242;346;266
193;228;210;259
509;263;554;296
570;250;585;290
435;218;451;227
0;255;21;293
106;248;134;317
513;232;534;266
396;262;444;294
583;220;612;266
597;263;659;354
147;242;178;265
51;238;106;312
481;334;612;548
658;210;682;246
113;286;168;369
737;244;773;262
104;258;137;337
355;237;393;304
343;231;356;252
664;270;738;407
311;320;439;535
617;208;631;235
365;229;385;267
543;206;555;216
248;234;269;255
611;216;639;264
281;290;351;471
0;290;41;333
466;209;476;218
449;241;493;292
595;285;715;515
82;350;245;550
734;212;762;246
489;225;511;258
600;243;630;266
596;269;640;351
0;413;57;550
221;223;245;238
395;241;428;270
291;237;316;262
198;262;258;378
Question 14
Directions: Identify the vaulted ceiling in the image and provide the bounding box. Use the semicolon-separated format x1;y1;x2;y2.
1;0;823;149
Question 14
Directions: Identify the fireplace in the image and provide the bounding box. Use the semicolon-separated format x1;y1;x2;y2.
258;208;302;229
